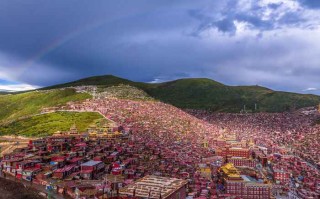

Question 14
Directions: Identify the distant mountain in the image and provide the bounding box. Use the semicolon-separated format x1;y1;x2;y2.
0;89;12;93
43;75;320;112
44;75;134;89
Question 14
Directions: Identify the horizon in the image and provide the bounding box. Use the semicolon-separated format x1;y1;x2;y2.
1;0;320;94
2;74;320;97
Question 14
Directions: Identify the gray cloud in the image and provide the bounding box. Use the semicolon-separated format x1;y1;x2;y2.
0;0;320;95
298;0;320;9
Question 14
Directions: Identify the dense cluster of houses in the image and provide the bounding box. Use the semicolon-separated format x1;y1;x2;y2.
271;154;320;198
189;110;320;198
0;122;299;199
1;94;319;199
188;110;320;169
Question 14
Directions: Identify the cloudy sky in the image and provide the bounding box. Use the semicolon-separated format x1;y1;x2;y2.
0;0;320;93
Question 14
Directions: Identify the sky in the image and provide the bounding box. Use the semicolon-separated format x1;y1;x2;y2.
0;0;320;94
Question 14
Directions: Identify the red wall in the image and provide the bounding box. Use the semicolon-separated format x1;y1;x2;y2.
167;186;186;199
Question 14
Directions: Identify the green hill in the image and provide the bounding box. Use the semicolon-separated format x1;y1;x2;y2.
45;75;320;112
0;111;104;137
0;88;91;124
0;74;317;137
44;75;135;89
97;84;154;101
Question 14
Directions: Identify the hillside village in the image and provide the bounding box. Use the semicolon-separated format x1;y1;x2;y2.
2;0;320;198
0;85;319;199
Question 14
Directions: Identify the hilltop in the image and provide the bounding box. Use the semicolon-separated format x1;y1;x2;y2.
43;75;320;112
44;75;134;89
96;84;154;101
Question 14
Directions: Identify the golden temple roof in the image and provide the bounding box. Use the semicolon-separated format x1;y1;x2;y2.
220;163;241;178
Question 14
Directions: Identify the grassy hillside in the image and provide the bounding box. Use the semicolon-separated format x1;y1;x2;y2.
0;111;104;137
44;75;135;89
43;75;320;112
98;84;154;101
0;89;91;124
145;80;319;112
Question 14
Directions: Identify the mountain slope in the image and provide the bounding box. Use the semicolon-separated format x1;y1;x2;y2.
44;75;135;89
0;111;104;137
43;75;320;112
97;84;154;101
0;89;91;124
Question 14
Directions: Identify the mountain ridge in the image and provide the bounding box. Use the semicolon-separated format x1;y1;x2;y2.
41;74;320;112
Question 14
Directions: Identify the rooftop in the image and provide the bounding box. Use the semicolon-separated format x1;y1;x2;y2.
81;160;102;167
229;147;249;150
221;163;240;176
241;175;259;183
119;175;188;199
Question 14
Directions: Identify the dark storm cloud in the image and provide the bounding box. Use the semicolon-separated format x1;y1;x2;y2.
268;3;283;9
189;0;312;36
298;0;320;9
0;0;320;94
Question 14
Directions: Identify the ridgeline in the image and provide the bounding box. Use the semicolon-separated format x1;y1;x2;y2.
44;75;320;112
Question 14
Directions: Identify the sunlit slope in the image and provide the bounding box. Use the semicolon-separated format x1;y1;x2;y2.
0;111;104;137
97;84;154;101
0;89;91;124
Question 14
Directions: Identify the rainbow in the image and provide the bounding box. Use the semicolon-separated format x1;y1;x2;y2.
17;18;111;78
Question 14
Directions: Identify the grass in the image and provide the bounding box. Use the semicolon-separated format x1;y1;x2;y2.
140;79;319;112
0;75;318;137
97;84;154;101
0;111;105;137
43;75;320;112
0;88;91;124
44;75;134;89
